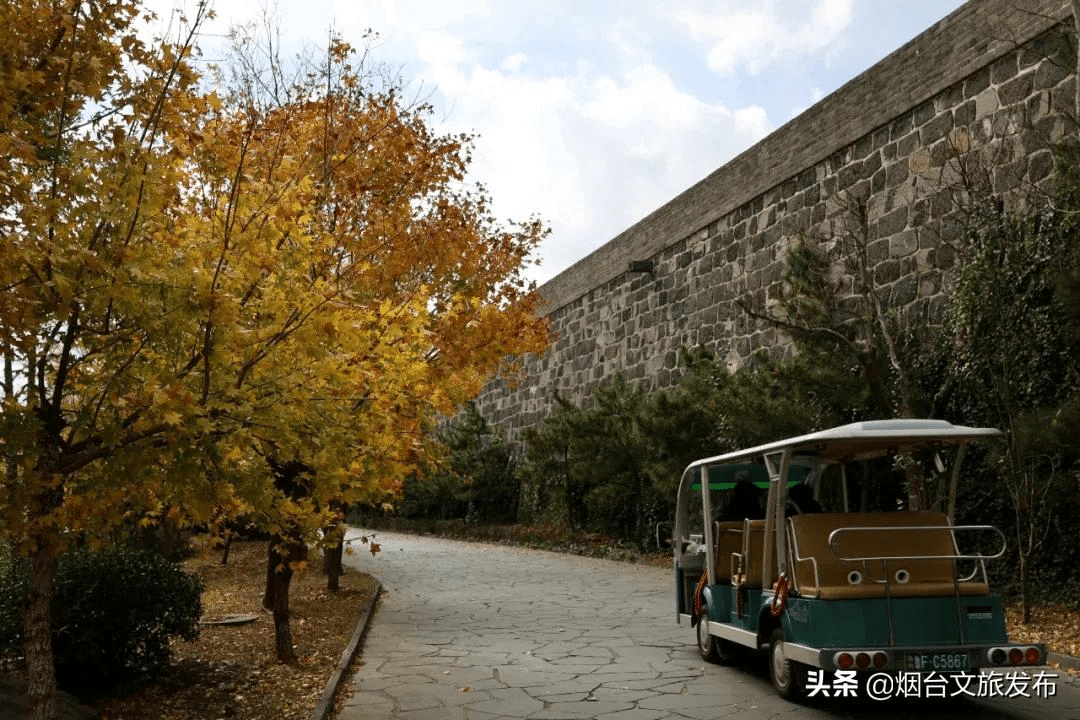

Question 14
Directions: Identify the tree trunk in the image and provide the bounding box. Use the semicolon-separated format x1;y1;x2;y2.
264;531;306;663
906;466;925;512
323;544;343;591
323;521;343;592
269;551;296;663
220;530;233;565
24;544;59;720
24;438;63;720
1020;552;1031;624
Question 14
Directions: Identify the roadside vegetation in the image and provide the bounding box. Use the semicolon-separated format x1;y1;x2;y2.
2;538;377;720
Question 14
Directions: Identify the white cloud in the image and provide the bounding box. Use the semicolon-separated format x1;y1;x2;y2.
501;53;528;73
676;0;853;76
399;43;772;282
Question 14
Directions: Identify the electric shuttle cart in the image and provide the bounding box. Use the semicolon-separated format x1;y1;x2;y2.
670;419;1045;699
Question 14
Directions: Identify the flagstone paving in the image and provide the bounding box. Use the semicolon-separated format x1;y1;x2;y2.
338;529;1080;719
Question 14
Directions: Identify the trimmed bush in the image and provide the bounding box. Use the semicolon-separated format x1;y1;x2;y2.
0;547;203;693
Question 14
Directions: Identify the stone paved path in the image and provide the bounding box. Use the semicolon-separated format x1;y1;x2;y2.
337;528;1080;720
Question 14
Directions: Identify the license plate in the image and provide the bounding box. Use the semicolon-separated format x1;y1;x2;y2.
905;652;970;671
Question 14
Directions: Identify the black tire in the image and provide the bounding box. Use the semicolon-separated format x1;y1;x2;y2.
768;627;807;700
696;613;721;662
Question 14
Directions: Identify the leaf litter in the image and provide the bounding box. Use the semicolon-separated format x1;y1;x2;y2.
97;540;378;720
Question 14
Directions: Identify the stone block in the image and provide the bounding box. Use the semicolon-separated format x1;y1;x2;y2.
871;169;886;195
875;207;909;238
928;295;948;324
882;140;898;162
1028;148;1055;183
1027;89;1053;124
936;226;961;264
889;229;918;258
998;71;1034;106
921;112;954;145
872;126;891;151
861;150;883;178
936;81;965;113
1051;76;1076;117
990;53;1019;84
975;87;999;120
918;271;942;298
890;112;914;141
1034;58;1068;90
886;160;910;188
913;100;936;126
964;66;991;98
1019;43;1044;70
909;197;931;227
837;162;857;190
875;259;901;285
954;98;976;128
897;130;920;158
867;238;889;266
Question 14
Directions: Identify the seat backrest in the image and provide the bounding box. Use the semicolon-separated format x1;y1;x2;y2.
712;520;745;583
787;511;958;598
740;519;768;588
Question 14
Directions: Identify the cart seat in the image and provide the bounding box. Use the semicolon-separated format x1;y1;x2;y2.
787;511;990;599
712;521;744;583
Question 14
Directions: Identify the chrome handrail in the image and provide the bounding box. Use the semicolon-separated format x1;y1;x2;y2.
826;524;1007;562
786;523;1006;595
820;523;1006;647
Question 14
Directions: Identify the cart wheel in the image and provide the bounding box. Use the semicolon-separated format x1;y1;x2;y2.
696;613;721;662
769;627;806;700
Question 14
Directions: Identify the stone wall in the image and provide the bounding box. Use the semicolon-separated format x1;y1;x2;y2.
475;0;1078;441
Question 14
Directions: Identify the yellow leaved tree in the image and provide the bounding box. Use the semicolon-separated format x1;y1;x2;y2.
0;3;548;718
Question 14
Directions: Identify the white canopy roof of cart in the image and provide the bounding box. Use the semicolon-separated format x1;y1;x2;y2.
686;419;1003;468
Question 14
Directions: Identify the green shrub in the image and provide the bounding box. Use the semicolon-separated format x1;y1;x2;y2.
0;547;203;693
0;550;28;657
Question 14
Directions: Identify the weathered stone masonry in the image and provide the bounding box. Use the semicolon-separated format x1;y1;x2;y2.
475;0;1079;442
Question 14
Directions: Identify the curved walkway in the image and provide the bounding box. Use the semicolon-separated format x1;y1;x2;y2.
338;528;1080;720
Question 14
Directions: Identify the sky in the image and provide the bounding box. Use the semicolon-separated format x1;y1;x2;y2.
146;0;967;286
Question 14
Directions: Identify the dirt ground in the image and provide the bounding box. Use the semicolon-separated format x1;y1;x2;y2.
95;540;378;720
1005;601;1080;665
